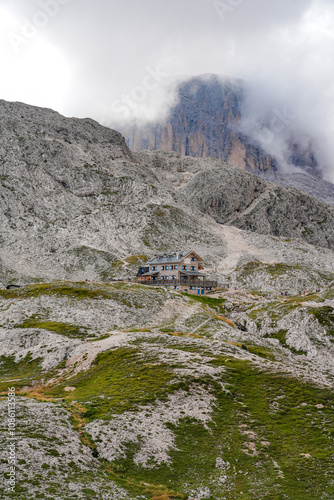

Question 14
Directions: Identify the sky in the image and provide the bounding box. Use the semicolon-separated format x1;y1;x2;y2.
0;0;334;180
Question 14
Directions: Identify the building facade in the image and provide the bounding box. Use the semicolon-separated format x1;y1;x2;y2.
137;250;218;295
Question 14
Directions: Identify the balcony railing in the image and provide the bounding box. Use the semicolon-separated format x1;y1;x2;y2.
138;279;219;288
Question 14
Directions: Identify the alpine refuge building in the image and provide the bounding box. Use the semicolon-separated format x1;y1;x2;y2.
137;250;218;295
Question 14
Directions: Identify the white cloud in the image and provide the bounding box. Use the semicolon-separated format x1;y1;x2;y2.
0;0;333;178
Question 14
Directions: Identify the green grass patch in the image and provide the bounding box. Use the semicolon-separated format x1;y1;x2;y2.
124;255;148;265
108;358;334;499
43;348;175;420
243;344;276;361
309;306;334;337
0;283;113;300
264;330;307;355
88;333;110;342
238;261;301;279
187;294;226;313
16;318;89;339
0;353;42;391
0;282;150;310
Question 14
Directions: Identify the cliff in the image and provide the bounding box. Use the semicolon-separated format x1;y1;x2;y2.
121;74;319;175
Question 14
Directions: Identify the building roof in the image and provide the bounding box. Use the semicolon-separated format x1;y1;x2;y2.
147;250;202;265
140;271;159;277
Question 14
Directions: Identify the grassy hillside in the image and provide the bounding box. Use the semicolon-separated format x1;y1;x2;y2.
1;281;333;499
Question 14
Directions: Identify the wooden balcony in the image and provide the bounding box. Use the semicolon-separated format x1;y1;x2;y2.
138;279;219;288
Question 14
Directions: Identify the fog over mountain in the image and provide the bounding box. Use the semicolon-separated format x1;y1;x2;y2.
118;74;326;183
1;0;334;180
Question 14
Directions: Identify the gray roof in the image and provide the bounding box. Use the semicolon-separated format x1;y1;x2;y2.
140;271;159;276
148;250;195;265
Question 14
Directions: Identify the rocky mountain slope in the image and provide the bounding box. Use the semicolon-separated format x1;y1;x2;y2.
0;100;333;288
138;151;334;251
259;171;334;206
120;74;320;177
0;99;333;500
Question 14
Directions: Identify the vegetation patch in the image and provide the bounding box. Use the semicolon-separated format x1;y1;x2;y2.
16;318;89;339
0;282;150;310
124;255;148;265
308;306;334;337
264;330;307;355
0;353;42;391
238;261;301;278
187;294;226;313
0;283;113;300
43;348;175;420
227;343;276;361
107;359;334;499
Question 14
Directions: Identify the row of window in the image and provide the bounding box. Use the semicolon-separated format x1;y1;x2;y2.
151;262;197;272
151;265;180;271
161;275;177;280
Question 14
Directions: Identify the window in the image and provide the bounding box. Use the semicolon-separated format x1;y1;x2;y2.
191;256;196;261
182;265;187;271
160;276;164;280
170;265;173;270
166;266;169;270
175;265;178;270
191;266;195;271
151;266;157;271
161;266;164;270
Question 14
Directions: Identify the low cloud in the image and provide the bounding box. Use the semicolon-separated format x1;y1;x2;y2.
0;0;333;179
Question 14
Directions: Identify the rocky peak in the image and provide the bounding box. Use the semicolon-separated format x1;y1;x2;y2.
120;74;319;176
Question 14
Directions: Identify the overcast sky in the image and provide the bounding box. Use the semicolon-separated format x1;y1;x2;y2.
1;0;334;179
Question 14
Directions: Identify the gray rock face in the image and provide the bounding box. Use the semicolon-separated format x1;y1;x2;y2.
140;151;334;250
180;164;334;248
259;171;334;206
0;398;134;499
